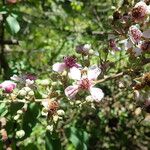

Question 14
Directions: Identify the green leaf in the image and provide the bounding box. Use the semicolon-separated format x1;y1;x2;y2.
45;131;61;150
65;127;89;150
6;15;20;34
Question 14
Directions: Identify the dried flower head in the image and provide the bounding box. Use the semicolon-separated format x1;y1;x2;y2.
128;25;143;44
42;99;59;116
131;1;149;22
143;72;150;86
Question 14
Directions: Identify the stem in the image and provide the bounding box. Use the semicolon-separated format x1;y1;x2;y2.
0;1;11;79
96;72;124;84
0;99;46;103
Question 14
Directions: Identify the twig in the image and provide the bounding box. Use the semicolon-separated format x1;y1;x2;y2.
0;99;46;103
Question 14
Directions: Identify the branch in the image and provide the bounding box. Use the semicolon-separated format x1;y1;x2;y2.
96;58;150;84
0;99;46;103
0;40;19;45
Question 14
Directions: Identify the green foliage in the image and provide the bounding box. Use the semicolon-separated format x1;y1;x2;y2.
0;0;150;150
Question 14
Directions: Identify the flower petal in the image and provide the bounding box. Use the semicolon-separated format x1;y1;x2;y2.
124;39;133;50
52;62;66;73
133;47;142;56
41;99;49;110
90;87;104;102
69;67;81;80
88;66;101;80
143;29;150;38
65;85;79;99
0;80;16;93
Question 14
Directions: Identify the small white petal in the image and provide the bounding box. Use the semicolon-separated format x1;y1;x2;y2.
0;80;16;88
41;100;49;110
90;87;104;102
124;39;133;50
10;75;20;81
65;85;79;99
143;29;150;38
52;62;66;73
133;47;142;56
69;67;81;80
88;66;101;80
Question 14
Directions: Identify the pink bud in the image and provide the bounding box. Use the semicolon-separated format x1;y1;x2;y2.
0;81;16;93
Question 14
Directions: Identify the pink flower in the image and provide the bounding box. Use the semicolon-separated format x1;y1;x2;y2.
0;81;16;93
128;25;143;44
53;56;80;73
65;67;104;102
131;1;150;22
124;26;150;56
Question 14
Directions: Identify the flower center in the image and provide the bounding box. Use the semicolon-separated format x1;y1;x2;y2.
63;56;77;68
132;6;147;20
79;78;91;90
130;27;142;43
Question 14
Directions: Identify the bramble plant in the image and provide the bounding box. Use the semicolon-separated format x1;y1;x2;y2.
0;0;150;150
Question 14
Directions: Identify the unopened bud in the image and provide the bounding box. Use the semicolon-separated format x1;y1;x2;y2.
40;79;50;86
129;104;134;111
75;100;81;104
53;115;59;123
1;129;8;141
0;117;6;127
19;89;27;97
28;90;34;96
57;110;65;116
134;107;142;116
86;96;94;102
17;110;23;115
24;87;31;92
46;125;53;132
14;115;20;120
51;82;57;87
89;49;94;55
16;130;25;138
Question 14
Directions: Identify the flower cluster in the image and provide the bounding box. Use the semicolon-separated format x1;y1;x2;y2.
110;1;150;57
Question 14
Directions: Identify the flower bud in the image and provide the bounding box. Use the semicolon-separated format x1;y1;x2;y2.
51;82;57;87
134;107;142;116
16;130;25;138
46;125;53;132
24;87;31;92
40;79;50;86
53;115;59;123
18;89;27;97
14;114;20;120
75;100;81;104
57;110;65;116
1;129;8;141
89;49;94;55
86;96;94;102
0;117;6;127
28;90;34;96
17;110;23;115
